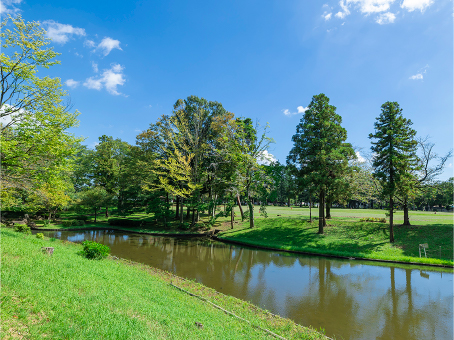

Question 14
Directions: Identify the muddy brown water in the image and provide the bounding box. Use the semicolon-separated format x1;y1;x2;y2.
37;229;453;340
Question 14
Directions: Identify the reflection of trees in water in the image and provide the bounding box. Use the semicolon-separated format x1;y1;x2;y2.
53;230;452;340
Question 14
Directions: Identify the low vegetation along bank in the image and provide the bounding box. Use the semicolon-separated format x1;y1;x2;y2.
1;228;326;340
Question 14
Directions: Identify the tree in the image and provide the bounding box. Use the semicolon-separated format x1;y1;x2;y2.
92;135;130;217
369;102;418;242
1;15;81;209
77;187;112;222
288;94;354;234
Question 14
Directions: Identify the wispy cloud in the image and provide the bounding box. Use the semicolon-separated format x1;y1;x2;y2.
43;20;86;44
91;61;98;73
84;40;96;48
409;73;423;80
65;79;80;88
355;151;366;162
97;37;122;56
83;63;126;95
401;0;433;12
0;0;22;15
324;12;333;20
376;12;396;24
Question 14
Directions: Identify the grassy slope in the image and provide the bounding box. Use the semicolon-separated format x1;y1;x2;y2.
217;208;454;267
1;229;325;340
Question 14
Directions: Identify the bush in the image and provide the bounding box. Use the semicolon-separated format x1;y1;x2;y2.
108;219;145;228
36;233;44;239
14;224;31;234
359;217;386;223
62;219;85;227
81;240;110;260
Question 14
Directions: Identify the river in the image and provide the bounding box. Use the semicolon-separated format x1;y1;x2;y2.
37;229;453;340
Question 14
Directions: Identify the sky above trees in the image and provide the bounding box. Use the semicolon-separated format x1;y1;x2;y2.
4;0;452;179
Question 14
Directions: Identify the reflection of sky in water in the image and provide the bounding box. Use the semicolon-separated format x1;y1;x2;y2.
37;229;453;340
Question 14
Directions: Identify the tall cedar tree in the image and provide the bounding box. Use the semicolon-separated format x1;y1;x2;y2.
287;94;353;234
369;102;418;242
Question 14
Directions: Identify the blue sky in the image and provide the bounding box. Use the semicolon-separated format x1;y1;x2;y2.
3;0;453;179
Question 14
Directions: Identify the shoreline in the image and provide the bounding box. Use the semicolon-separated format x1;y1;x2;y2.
32;225;454;269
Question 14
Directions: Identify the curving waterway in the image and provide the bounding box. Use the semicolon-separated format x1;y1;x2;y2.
38;229;453;340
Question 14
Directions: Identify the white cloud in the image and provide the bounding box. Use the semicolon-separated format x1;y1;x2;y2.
258;150;277;165
43;21;86;44
347;0;395;14
65;79;79;88
376;12;396;24
97;37;122;56
83;63;126;95
335;0;351;18
401;0;433;12
84;40;96;48
91;61;98;73
355;151;366;162
297;106;309;113
0;0;22;15
324;12;333;20
284;106;309;116
409;73;423;80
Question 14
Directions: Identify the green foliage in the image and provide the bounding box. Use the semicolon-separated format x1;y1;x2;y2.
61;219;85;227
36;233;44;239
14;224;31;234
259;204;268;218
0;15;82;212
288;93;355;232
81;240;110;260
359;217;386;223
43;220;50;228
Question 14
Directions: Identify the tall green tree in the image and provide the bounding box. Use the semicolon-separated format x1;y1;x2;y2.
288;94;354;234
369;101;418;242
0;15;82;209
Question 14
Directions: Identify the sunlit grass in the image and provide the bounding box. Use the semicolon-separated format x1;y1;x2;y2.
1;228;326;340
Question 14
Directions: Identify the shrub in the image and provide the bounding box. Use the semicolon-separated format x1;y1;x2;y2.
14;224;31;234
359;217;386;223
36;233;44;239
62;219;85;227
81;240;110;260
43;220;50;227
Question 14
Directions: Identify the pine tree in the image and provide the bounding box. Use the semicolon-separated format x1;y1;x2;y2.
369;102;418;242
287;93;354;234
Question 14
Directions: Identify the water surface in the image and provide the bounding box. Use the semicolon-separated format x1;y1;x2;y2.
39;229;453;340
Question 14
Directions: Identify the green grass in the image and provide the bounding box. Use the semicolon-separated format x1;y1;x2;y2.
216;207;453;267
1;228;326;340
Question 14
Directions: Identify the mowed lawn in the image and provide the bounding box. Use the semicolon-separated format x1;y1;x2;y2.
218;207;454;266
1;228;326;340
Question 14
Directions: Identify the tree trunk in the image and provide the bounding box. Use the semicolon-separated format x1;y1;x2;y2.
318;190;325;234
105;206;109;218
175;196;180;219
325;199;331;219
186;206;191;219
231;206;234;229
191;208;196;226
403;201;410;226
287;197;290;207
180;198;184;225
248;198;254;228
389;196;394;243
309;198;312;222
94;207;97;223
236;195;244;220
166;192;169;204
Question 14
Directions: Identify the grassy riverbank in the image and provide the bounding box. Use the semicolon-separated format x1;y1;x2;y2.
217;213;454;267
1;228;326;340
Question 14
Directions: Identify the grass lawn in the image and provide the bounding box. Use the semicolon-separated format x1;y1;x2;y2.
1;228;326;340
217;207;453;267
